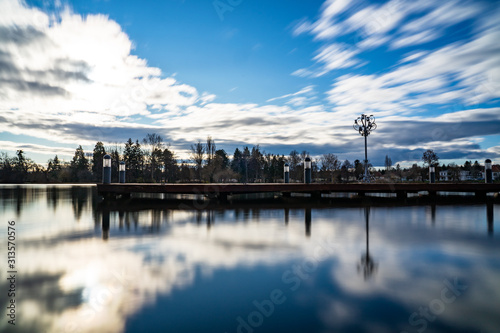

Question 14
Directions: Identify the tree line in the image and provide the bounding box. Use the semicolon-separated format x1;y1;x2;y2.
0;137;493;183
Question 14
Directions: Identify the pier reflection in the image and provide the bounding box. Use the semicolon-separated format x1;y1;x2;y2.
487;202;494;236
102;210;110;240
305;208;311;237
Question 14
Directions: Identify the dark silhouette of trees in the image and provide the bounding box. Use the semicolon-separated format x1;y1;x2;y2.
163;147;178;183
341;159;352;182
143;133;164;182
384;155;392;171
248;146;264;182
92;142;106;182
320;153;340;183
205;136;217;182
230;148;244;179
2;136;495;184
242;147;250;183
108;146;121;183
70;146;91;182
422;149;439;167
47;155;62;182
190;140;205;181
124;138;144;182
289;150;301;182
354;159;364;180
471;160;481;178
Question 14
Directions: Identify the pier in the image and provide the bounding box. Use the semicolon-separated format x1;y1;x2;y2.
97;183;500;201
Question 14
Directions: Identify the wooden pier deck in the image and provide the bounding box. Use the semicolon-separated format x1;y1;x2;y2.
97;183;500;200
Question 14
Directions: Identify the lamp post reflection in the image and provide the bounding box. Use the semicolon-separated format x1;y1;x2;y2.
284;208;289;226
357;206;377;280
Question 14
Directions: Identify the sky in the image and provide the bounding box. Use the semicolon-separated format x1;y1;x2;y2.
0;0;499;167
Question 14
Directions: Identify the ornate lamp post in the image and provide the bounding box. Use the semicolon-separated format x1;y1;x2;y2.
353;114;377;182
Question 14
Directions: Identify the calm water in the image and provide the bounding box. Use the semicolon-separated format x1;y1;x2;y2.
1;185;499;333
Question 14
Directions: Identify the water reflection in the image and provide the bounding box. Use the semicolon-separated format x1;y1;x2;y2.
487;202;494;236
0;185;499;333
357;206;377;280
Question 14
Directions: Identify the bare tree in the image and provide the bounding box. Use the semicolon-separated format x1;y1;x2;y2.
205;136;216;182
320;153;340;183
190;140;205;181
384;155;392;171
143;133;163;181
206;136;216;164
422;149;439;167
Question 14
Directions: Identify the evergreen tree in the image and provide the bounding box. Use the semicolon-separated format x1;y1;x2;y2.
249;146;264;182
231;148;243;177
163;147;178;183
70;146;91;182
92;142;106;181
124;138;144;182
47;155;62;182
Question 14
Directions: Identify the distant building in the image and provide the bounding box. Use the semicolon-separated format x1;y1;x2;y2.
459;170;472;181
439;170;449;181
482;165;500;181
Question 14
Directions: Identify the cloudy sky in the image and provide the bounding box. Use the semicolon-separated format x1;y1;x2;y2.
0;0;499;166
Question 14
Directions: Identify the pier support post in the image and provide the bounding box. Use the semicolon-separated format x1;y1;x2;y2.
396;191;407;199
284;163;290;183
429;166;435;184
119;161;126;183
304;157;312;184
102;154;111;184
485;159;492;184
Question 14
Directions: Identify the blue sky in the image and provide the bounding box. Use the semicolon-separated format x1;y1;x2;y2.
0;0;499;167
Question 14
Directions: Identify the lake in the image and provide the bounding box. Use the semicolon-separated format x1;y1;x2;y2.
1;185;499;333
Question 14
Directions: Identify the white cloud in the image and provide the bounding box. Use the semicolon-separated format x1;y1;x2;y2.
0;0;206;122
390;29;441;49
0;140;76;157
267;85;315;103
313;44;361;75
400;0;484;34
326;22;500;115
